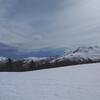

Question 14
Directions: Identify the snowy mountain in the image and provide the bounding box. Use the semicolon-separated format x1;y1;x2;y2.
0;46;100;72
24;57;48;62
0;63;100;100
63;46;100;61
0;57;8;62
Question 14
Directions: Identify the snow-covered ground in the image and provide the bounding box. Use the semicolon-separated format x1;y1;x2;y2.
0;63;100;100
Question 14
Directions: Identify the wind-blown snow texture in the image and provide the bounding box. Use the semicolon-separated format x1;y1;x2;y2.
0;63;100;100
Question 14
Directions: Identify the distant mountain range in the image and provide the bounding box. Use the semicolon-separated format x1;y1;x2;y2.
0;45;100;72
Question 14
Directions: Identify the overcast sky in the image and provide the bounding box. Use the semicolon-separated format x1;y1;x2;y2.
0;0;100;51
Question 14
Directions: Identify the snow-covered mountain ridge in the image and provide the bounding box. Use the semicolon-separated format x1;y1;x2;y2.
63;46;100;61
0;46;100;71
49;46;100;62
0;57;8;62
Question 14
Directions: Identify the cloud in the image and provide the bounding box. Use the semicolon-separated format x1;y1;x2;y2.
0;0;100;51
33;35;42;41
48;0;100;48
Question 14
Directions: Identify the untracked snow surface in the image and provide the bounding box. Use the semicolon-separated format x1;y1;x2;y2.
0;63;100;100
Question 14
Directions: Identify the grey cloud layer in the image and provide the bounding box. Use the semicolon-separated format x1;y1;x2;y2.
0;0;100;51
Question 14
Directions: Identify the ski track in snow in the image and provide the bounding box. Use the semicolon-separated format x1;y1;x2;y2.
0;63;100;100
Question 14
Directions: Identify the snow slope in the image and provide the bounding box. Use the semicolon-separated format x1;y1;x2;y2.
0;63;100;100
62;46;100;61
24;57;47;62
0;57;8;62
